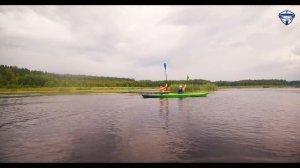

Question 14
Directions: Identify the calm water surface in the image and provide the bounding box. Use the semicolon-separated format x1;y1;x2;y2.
0;88;300;162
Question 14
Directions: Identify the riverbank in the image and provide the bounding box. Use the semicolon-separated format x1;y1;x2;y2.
0;86;217;97
0;86;297;97
0;87;157;96
218;85;298;89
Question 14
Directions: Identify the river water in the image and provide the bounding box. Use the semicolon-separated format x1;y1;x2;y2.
0;88;299;162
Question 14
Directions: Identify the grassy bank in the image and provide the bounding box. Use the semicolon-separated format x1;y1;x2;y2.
0;84;218;96
1;84;296;97
168;83;218;93
0;87;157;95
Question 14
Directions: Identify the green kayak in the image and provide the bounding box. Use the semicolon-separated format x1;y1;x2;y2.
142;92;208;98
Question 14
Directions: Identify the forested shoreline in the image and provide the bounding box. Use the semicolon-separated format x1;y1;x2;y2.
1;65;299;89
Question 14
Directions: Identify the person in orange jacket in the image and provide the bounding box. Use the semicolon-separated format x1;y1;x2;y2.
159;83;169;94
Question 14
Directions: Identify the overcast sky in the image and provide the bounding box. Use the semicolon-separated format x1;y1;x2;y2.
0;5;299;81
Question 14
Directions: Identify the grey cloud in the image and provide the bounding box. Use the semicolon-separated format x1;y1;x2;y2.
0;5;300;80
292;45;300;56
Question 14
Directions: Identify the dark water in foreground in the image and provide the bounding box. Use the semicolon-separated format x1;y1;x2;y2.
0;88;300;162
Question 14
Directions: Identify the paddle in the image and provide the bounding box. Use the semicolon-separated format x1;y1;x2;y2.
162;63;169;94
164;63;167;83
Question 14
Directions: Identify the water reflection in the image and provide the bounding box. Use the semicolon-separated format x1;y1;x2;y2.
159;98;169;131
159;98;169;113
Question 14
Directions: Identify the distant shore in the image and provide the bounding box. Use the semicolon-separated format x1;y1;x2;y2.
0;87;157;96
0;86;298;97
218;85;299;89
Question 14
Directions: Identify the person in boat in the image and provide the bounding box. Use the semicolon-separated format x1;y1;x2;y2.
159;83;169;94
177;84;186;94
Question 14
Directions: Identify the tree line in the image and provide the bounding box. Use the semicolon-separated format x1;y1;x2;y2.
214;79;300;87
0;65;299;88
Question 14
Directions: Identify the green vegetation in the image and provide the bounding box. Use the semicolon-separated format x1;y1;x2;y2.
168;83;218;92
215;79;300;89
0;65;217;91
0;65;136;88
0;65;299;95
215;79;291;87
0;87;157;95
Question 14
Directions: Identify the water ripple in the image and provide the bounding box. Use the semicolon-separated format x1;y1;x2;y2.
0;89;299;162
